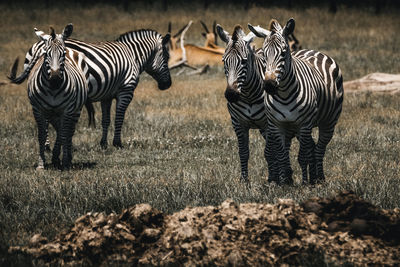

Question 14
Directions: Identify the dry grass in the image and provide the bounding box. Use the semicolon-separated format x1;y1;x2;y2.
0;2;399;264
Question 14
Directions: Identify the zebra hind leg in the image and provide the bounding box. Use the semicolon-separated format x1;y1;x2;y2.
314;127;335;183
50;119;62;169
100;99;112;149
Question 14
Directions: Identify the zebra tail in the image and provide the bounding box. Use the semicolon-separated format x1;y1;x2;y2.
8;57;25;84
9;49;44;84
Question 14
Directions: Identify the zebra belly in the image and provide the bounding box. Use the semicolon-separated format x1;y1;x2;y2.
228;102;268;129
87;71;133;101
265;95;317;129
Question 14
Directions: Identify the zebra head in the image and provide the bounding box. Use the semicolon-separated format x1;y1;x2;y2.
217;24;256;103
35;24;73;88
249;18;295;95
146;33;172;90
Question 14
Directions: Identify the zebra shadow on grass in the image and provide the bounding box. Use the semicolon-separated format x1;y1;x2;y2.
35;161;97;171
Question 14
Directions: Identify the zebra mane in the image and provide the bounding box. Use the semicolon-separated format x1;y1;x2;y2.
115;29;159;42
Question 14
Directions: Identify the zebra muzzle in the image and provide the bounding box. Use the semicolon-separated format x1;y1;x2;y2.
49;71;63;88
263;79;278;95
158;78;172;90
225;86;240;103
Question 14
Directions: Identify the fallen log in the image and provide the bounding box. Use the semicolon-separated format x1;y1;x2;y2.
344;73;400;94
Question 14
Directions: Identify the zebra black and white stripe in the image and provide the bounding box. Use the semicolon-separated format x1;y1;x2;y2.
216;24;269;183
26;24;88;170
249;18;344;185
11;28;172;149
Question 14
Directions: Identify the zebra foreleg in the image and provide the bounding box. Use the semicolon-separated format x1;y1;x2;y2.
50;119;62;169
100;99;112;149
234;125;250;183
271;130;293;186
33;110;47;170
113;91;134;148
261;129;278;183
44;120;51;152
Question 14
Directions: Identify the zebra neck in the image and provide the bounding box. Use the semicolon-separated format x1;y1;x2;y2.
276;59;298;99
240;58;264;101
122;38;156;74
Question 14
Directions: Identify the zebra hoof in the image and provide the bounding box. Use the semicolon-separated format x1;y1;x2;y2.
278;176;294;186
62;162;72;171
52;158;61;170
36;165;45;171
268;176;279;184
240;177;251;188
100;140;108;150
310;177;325;185
45;144;51;152
113;140;123;149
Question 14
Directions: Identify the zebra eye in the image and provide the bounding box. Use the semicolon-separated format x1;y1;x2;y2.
241;59;247;64
281;50;287;57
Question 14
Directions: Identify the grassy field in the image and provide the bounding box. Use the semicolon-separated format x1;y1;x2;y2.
0;2;399;260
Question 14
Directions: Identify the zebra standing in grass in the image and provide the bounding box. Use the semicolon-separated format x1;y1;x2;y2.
216;24;271;183
249;18;344;185
23;24;88;170
10;28;172;149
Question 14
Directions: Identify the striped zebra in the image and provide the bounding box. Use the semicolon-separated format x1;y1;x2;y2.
248;18;344;185
216;24;270;183
24;24;88;170
10;28;172;149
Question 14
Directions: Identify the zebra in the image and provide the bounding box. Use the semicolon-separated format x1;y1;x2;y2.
22;24;89;170
10;28;172;149
248;18;344;185
216;24;270;183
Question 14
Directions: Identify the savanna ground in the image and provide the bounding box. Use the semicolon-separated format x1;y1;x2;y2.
0;1;399;264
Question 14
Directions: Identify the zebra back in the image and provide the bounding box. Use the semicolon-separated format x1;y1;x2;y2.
11;28;172;95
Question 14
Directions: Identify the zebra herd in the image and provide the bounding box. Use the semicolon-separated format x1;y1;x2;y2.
9;18;343;186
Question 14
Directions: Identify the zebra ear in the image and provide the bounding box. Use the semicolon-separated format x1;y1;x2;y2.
62;23;73;40
232;25;245;42
216;24;230;44
34;28;50;41
269;19;282;33
248;24;268;38
283;18;295;37
243;32;255;44
162;33;171;46
49;27;56;40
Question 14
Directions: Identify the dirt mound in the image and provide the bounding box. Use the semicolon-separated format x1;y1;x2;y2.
9;191;400;266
